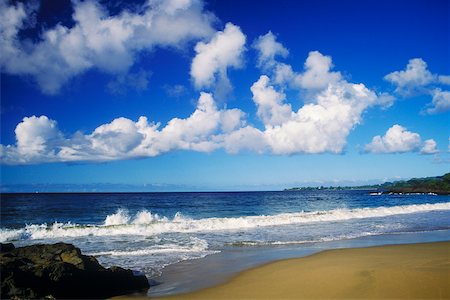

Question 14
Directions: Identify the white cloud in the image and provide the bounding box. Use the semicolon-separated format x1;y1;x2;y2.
250;75;293;127
272;63;295;86
424;89;450;114
253;32;342;92
420;139;438;154
262;80;378;154
293;51;342;90
384;58;450;113
0;0;216;94
365;125;441;155
0;93;248;164
190;22;246;90
1;49;397;164
15;115;63;157
4;37;439;164
222;66;380;155
364;125;422;153
253;31;288;69
89;117;145;156
438;75;450;85
384;58;434;94
0;116;64;164
221;126;266;154
376;92;396;109
247;48;389;155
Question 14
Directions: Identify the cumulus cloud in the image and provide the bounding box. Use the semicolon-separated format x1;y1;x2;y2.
424;89;450;114
384;58;434;94
364;124;438;154
253;31;288;69
0;49;386;164
364;125;421;153
420;139;439;154
260;79;379;154
1;46;429;164
190;22;246;98
376;92;396;109
293;51;342;90
0;0;216;94
222;126;267;154
222;56;382;155
384;58;450;113
0;93;247;164
249;42;392;154
8;116;64;163
250;75;293;127
253;33;343;93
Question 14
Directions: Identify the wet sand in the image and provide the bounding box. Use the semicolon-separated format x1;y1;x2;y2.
156;241;450;299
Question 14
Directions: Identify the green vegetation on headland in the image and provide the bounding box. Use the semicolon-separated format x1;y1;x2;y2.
284;173;450;195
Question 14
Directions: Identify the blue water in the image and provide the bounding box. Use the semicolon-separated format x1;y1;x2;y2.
1;191;449;282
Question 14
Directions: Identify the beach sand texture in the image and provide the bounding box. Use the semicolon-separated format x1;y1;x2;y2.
155;241;450;299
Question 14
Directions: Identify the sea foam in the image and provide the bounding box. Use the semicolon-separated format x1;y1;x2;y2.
1;202;449;242
88;237;215;257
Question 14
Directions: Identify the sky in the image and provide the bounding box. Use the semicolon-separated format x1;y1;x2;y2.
0;0;449;192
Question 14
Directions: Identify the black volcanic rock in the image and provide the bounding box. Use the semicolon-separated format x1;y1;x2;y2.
0;242;149;299
0;243;15;253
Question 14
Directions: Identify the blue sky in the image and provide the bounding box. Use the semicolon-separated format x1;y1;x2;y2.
1;0;449;191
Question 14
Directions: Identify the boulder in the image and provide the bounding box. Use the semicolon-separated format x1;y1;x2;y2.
0;242;149;299
0;243;15;253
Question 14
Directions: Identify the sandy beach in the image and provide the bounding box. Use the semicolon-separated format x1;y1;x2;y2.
136;241;450;299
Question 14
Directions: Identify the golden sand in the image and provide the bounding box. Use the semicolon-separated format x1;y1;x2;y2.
159;241;450;299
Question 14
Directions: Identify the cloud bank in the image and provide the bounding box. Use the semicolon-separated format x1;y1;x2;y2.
0;0;216;94
2;48;397;164
1;93;246;164
0;24;445;165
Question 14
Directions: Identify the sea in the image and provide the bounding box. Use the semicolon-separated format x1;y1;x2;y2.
1;191;450;296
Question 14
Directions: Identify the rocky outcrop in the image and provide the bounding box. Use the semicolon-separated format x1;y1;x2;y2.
0;242;149;299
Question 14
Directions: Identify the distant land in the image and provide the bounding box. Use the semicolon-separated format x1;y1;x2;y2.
285;173;450;195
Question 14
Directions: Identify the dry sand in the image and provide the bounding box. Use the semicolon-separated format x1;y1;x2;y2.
115;241;450;299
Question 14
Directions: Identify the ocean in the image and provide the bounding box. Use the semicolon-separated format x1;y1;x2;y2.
1;191;450;295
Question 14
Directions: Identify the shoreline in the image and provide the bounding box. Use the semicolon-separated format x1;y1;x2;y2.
111;238;450;299
158;241;450;299
147;229;450;297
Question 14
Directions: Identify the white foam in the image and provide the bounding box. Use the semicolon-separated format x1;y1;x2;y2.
229;232;378;247
369;192;382;196
88;237;216;256
104;209;130;226
1;202;449;242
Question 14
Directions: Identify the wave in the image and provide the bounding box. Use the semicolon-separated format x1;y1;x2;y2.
226;232;379;247
103;209;169;226
1;202;449;242
87;237;218;257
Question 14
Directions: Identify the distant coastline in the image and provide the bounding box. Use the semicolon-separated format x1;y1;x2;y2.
285;173;450;195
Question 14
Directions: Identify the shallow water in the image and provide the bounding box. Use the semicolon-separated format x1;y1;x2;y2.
150;229;450;296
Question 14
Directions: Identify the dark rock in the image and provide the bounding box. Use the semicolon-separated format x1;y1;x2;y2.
0;243;149;299
0;243;15;253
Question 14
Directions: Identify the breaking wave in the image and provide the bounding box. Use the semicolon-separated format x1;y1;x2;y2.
87;237;217;257
1;202;449;242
